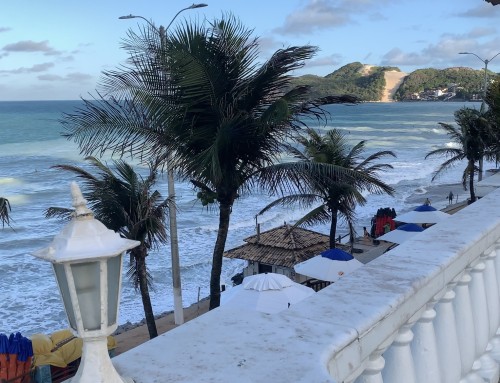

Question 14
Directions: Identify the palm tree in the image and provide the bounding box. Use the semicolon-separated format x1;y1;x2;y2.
46;156;169;339
60;15;359;309
483;79;500;161
0;197;11;227
257;128;396;248
426;107;488;203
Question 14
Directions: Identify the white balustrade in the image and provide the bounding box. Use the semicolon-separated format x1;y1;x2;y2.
111;182;500;383
381;323;417;383
434;284;462;383
410;304;440;383
454;270;479;378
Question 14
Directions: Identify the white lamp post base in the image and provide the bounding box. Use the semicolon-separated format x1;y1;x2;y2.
67;337;133;383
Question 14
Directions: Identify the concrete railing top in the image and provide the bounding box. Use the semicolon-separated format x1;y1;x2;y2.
113;182;500;383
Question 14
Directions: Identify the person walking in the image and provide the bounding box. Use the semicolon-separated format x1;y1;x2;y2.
448;191;454;204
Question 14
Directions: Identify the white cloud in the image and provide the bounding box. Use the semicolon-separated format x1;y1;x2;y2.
0;62;54;74
274;0;390;36
2;40;62;56
304;53;342;69
38;72;92;82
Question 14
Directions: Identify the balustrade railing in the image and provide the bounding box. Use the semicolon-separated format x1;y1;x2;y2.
113;185;500;383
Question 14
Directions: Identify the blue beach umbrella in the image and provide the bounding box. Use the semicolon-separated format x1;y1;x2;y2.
320;248;354;261
0;333;8;353
395;204;450;224
294;248;363;282
378;223;424;244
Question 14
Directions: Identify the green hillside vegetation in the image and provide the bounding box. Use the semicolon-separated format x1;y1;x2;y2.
291;62;400;102
393;67;490;101
292;62;496;102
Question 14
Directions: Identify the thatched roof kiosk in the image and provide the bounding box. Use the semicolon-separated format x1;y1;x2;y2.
224;224;330;269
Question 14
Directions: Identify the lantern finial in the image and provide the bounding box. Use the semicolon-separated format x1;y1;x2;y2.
71;181;93;218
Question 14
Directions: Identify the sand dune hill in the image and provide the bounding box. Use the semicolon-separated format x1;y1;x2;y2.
381;70;407;102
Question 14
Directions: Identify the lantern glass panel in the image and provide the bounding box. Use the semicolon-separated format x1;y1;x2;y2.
106;254;122;326
53;263;78;331
71;261;101;331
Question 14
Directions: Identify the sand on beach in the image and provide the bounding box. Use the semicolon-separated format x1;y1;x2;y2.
113;298;210;355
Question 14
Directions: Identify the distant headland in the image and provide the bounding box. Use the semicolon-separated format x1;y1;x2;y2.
292;62;496;102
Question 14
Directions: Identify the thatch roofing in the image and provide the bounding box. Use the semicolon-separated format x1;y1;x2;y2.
224;224;330;269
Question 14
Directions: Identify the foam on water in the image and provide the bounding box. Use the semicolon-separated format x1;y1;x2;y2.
0;101;480;335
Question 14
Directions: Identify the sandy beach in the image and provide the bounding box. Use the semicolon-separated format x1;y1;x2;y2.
113;298;210;355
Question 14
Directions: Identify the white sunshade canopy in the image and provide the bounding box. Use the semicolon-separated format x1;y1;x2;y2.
378;223;424;244
395;204;450;224
220;273;315;314
293;248;363;282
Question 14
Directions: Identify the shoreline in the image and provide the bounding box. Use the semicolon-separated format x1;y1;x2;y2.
113;297;210;355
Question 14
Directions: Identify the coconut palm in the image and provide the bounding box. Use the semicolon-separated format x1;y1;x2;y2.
483;79;500;160
0;197;11;227
61;15;359;309
426;107;489;203
46;156;169;339
257;128;396;248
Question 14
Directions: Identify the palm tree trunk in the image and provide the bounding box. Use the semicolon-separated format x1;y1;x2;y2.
478;157;483;182
136;250;158;339
329;209;338;249
209;202;232;310
469;160;476;203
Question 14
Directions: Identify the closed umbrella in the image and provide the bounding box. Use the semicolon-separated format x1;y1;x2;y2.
7;332;21;381
16;337;33;382
294;248;363;282
378;223;424;244
220;273;315;314
0;333;8;381
395;204;450;224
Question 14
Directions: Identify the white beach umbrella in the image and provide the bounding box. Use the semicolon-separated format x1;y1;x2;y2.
220;273;315;314
378;223;424;244
293;248;363;282
395;204;450;224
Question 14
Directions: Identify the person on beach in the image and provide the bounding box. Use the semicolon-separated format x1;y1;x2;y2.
424;198;431;206
363;227;370;239
448;191;454;204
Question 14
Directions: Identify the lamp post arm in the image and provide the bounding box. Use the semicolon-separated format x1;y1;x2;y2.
488;52;500;64
119;14;159;33
165;6;191;32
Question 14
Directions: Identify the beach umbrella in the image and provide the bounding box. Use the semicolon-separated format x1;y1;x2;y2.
16;337;33;381
0;333;8;381
378;223;424;244
220;273;315;314
294;248;363;282
7;332;21;381
395;204;450;224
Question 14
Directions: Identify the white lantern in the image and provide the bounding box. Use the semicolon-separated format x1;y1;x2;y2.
33;182;139;383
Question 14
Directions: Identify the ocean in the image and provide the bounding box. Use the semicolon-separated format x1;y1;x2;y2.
0;100;485;336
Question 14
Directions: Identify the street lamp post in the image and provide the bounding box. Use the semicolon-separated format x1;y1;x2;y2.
119;3;208;326
459;51;500;100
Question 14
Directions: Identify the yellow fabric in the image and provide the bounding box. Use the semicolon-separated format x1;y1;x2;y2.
30;329;116;368
30;334;52;355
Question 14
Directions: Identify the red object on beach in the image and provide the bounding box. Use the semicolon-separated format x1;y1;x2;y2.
0;354;7;381
0;333;8;381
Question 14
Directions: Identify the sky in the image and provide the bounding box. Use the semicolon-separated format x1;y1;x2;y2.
1;0;500;101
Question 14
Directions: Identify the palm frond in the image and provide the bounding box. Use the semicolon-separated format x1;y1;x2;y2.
0;197;12;228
